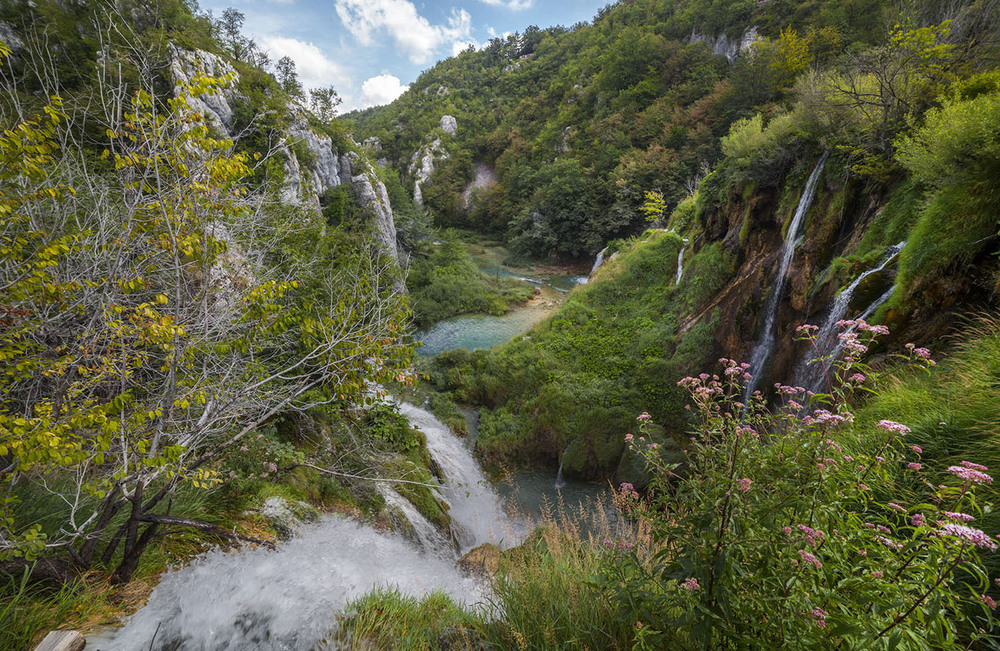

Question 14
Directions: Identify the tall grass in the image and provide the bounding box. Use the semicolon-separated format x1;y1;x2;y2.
0;568;110;650
337;490;652;650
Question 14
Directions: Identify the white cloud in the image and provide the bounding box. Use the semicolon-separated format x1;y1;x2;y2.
259;36;353;93
360;73;409;108
451;40;480;56
479;0;534;9
334;0;473;64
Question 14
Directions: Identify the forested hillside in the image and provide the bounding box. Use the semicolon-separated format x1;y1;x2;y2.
3;0;1000;648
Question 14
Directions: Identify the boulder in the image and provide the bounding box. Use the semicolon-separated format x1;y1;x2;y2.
458;542;502;576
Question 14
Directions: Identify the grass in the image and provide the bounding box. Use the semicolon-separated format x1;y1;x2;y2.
0;567;111;651
337;489;650;650
850;314;1000;576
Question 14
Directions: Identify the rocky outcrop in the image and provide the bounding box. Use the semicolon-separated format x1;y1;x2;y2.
689;26;759;62
440;114;458;136
341;153;402;269
409;137;446;207
169;45;239;133
461;163;498;209
280;110;342;208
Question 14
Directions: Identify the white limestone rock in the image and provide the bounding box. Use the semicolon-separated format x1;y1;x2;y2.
440;115;458;136
169;45;239;133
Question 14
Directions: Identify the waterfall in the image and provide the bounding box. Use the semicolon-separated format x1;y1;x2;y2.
675;244;687;285
554;445;570;490
397;401;523;555
588;246;609;278
794;242;905;391
743;152;829;401
89;400;512;650
378;485;452;556
87;517;482;650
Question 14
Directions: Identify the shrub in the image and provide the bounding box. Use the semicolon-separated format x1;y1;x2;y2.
604;323;997;648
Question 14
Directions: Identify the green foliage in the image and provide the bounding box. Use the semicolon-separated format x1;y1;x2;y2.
605;330;996;648
408;231;535;327
367;404;421;453
0;568;110;649
426;231;734;478
336;589;483;649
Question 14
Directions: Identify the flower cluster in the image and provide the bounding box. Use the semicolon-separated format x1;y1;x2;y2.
938;523;997;551
946;464;993;484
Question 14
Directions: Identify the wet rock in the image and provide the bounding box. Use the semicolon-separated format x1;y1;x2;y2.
258;497;320;541
458;543;501;576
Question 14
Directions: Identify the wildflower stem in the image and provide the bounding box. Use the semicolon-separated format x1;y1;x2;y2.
874;544;965;640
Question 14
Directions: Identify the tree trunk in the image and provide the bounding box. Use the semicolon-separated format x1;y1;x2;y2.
111;481;145;584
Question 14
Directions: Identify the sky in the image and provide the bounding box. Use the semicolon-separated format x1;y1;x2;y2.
196;0;611;112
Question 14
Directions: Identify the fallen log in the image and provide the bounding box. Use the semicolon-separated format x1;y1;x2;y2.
136;514;276;549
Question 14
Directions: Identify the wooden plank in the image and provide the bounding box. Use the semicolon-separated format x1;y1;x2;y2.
34;630;85;651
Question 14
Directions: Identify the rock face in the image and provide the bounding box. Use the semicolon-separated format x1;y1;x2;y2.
169;45;239;133
169;47;403;289
409;137;446;207
689;26;759;62
282;110;342;208
461;163;498;210
440;114;458;135
341;153;402;267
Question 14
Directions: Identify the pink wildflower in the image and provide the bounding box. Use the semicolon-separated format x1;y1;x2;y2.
796;524;826;546
859;483;869;491
887;502;906;512
938;524;997;551
877;420;911;435
624;433;633;442
798;549;823;569
810;607;827;628
682;577;700;591
947;465;993;484
782;526;793;535
907;462;922;471
960;460;989;472
848;373;866;383
268;462;278;473
911;445;922;454
875;535;903;551
942;511;975;523
619;482;635;493
857;549;867;556
871;571;884;579
914;347;932;359
736;478;752;492
911;514;926;527
981;595;997;611
636;412;652;422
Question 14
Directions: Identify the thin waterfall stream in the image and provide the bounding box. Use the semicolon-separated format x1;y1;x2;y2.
744;151;829;400
794;242;905;391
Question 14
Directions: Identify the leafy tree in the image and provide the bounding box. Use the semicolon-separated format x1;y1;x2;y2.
310;85;342;122
0;51;410;581
276;55;303;98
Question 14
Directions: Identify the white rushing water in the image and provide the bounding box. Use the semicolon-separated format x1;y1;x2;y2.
89;401;505;650
87;516;482;651
588;246;609;279
675;245;686;285
378;485;453;556
554;445;570;490
397;401;524;554
794;242;905;391
744;152;829;400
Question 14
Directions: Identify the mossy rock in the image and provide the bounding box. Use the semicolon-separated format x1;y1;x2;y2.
458;543;502;577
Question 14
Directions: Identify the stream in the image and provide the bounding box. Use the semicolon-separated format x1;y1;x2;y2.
89;251;605;649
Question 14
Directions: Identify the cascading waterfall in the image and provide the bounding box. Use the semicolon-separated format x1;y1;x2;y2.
87;516;482;651
554;445;570;490
794;242;905;391
378;485;452;556
397;401;524;555
588;246;609;279
89;401;510;650
743;152;829;400
675;241;688;285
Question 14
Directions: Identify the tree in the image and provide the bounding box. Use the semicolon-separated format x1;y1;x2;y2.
0;46;410;582
218;8;247;61
310;86;342;122
276;55;303;98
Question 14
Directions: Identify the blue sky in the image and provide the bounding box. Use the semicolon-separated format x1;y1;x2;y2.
196;0;610;111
